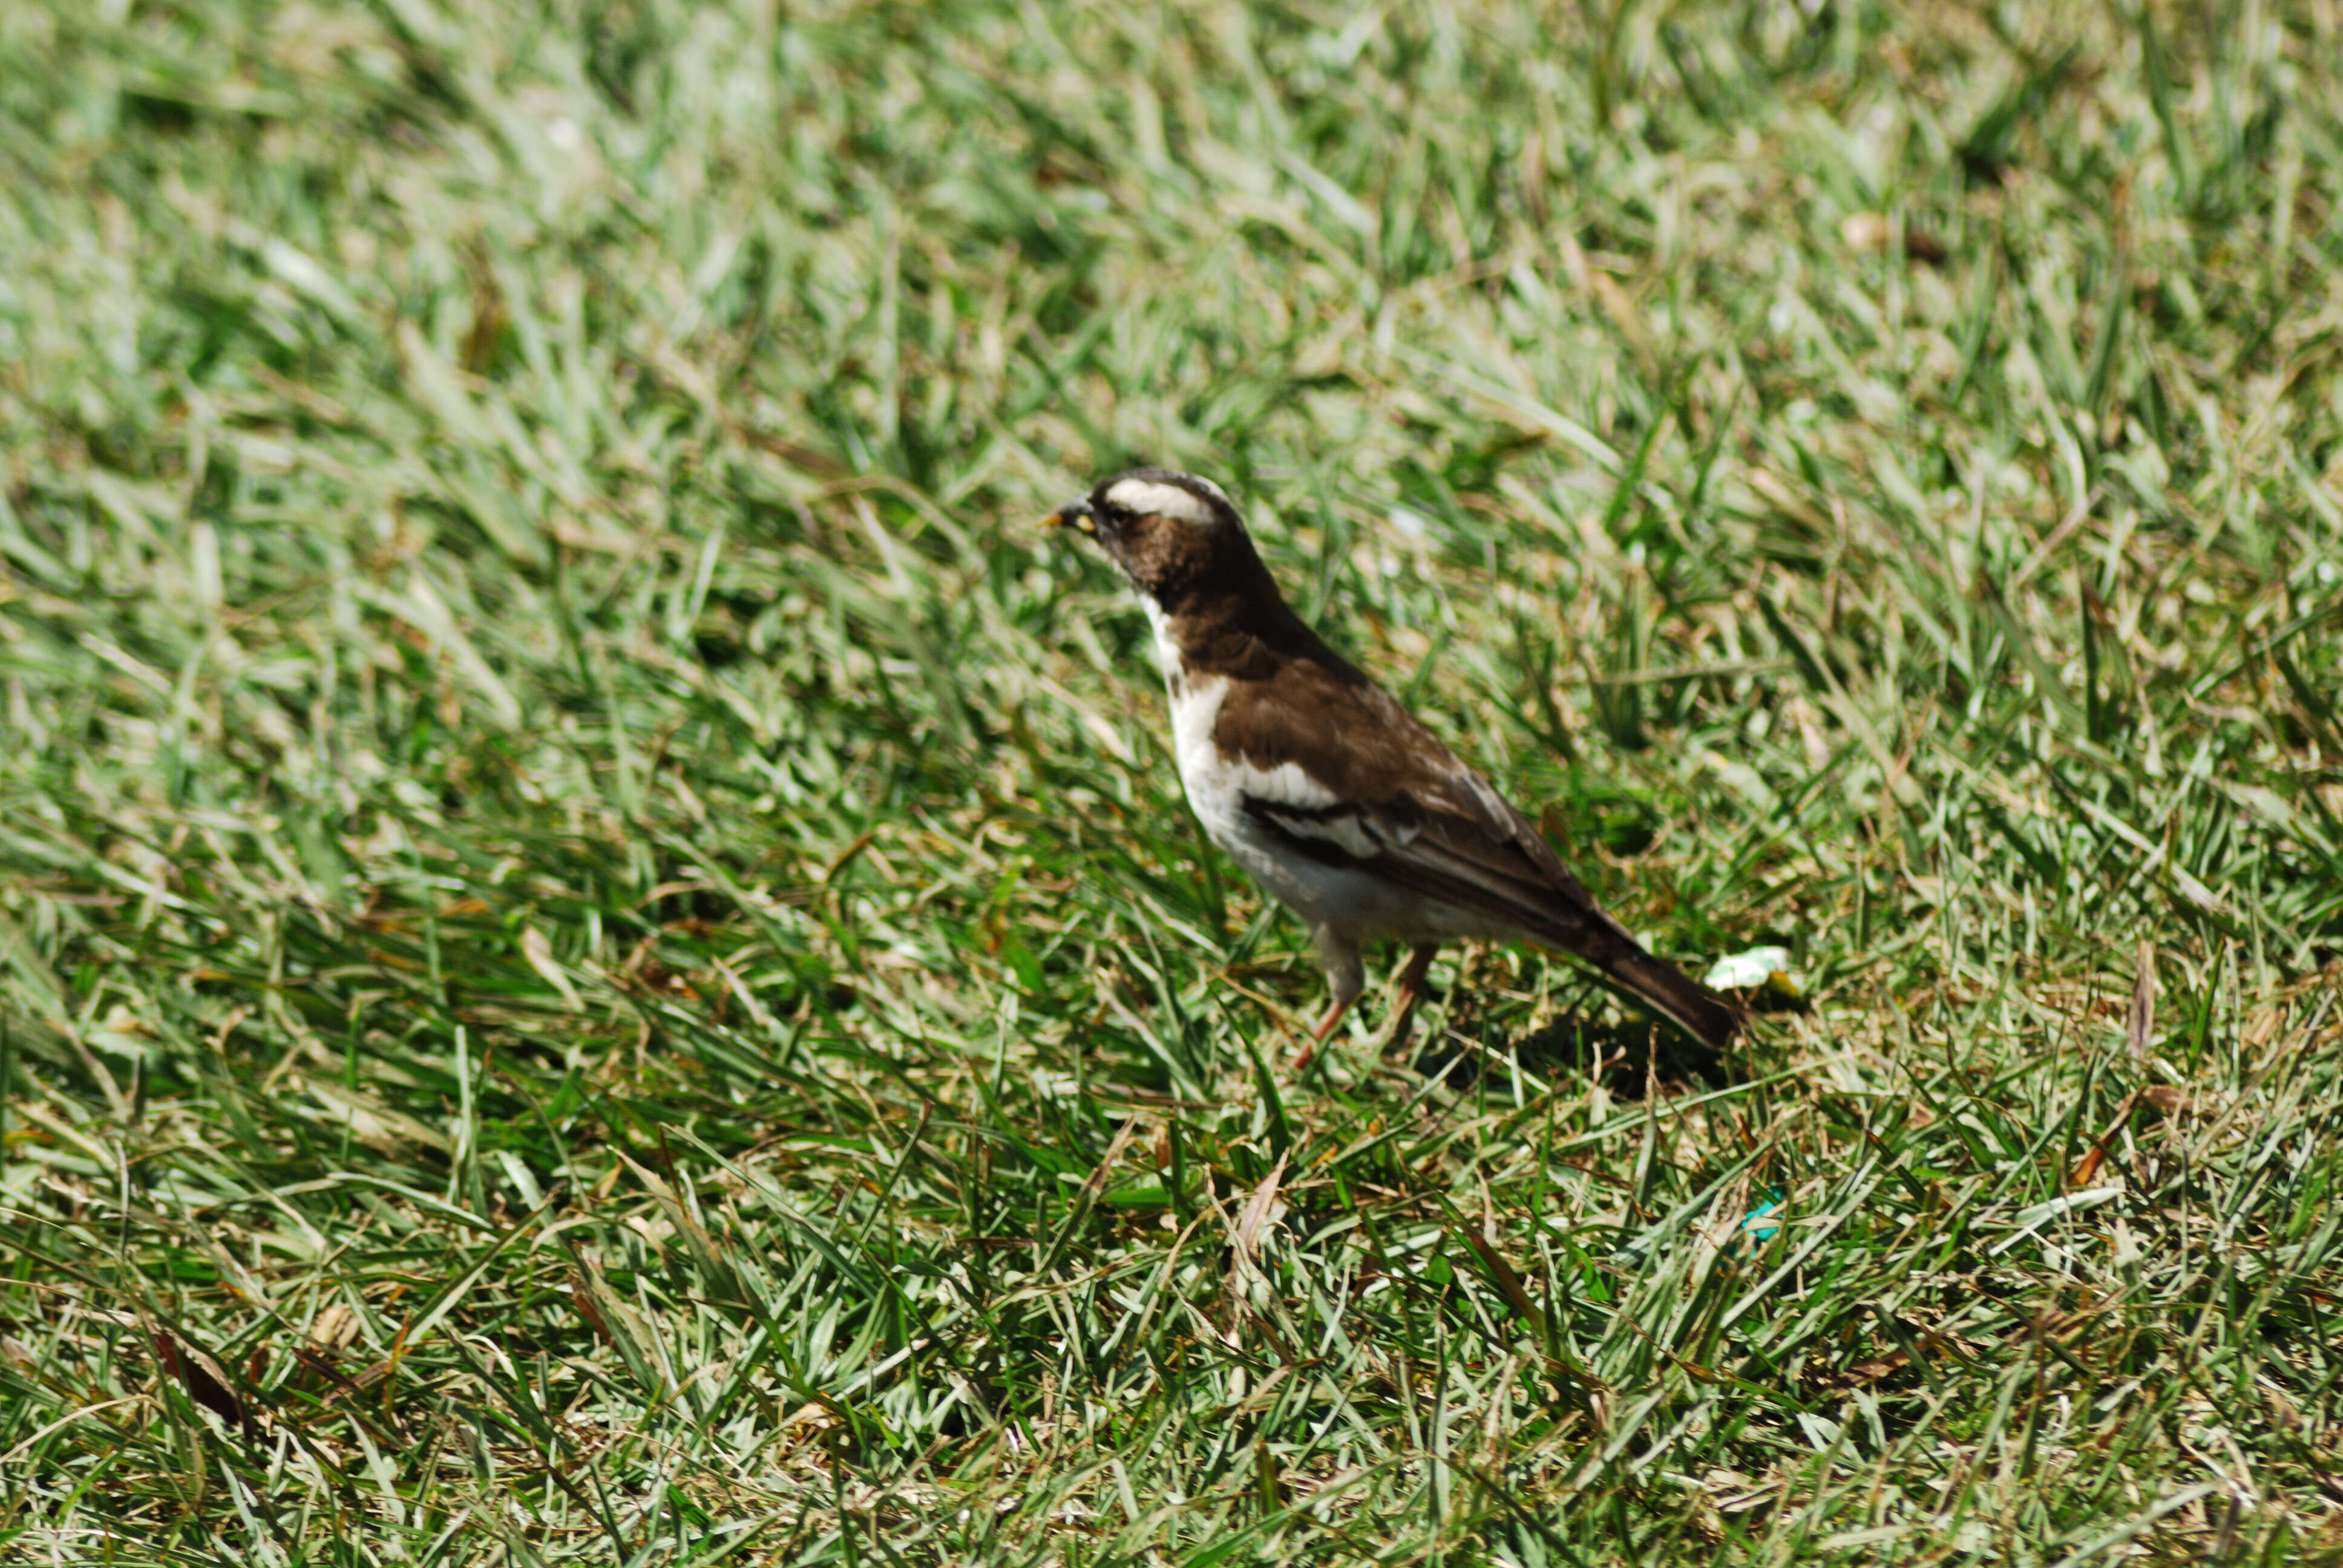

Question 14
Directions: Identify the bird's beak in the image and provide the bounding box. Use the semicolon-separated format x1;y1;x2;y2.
1044;497;1097;534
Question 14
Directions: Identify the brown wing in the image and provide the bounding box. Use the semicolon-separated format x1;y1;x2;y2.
1219;654;1635;954
1215;635;1743;1051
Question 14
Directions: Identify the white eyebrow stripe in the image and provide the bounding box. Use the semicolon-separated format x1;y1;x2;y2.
1104;478;1217;524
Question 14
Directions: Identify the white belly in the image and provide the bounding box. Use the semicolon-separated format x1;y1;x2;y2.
1162;669;1506;947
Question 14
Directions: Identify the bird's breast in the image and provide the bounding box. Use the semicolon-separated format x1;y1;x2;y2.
1161;668;1365;920
1164;673;1339;827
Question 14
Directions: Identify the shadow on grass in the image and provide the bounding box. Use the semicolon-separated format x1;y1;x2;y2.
1410;988;1804;1097
1414;1016;1722;1097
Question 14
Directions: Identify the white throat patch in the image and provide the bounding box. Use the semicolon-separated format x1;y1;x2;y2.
1139;596;1183;678
1104;476;1223;527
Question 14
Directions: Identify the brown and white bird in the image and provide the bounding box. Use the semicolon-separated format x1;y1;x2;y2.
1047;466;1742;1058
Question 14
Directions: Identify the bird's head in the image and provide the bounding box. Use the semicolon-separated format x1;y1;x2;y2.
1044;468;1262;609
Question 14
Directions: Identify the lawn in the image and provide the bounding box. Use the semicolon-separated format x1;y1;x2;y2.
4;0;2342;1561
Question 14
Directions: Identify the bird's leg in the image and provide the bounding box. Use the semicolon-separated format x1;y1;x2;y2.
1381;942;1441;1051
1291;927;1366;1072
1288;993;1356;1073
1311;993;1356;1041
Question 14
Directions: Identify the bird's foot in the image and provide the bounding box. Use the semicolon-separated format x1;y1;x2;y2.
1288;995;1357;1072
1380;943;1441;1053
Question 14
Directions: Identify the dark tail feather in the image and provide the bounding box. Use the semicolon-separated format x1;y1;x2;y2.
1595;944;1743;1055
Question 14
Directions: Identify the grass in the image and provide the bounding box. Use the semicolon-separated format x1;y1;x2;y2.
3;0;2342;1560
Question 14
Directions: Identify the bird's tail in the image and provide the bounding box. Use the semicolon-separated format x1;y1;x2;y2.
1593;942;1744;1056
